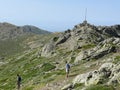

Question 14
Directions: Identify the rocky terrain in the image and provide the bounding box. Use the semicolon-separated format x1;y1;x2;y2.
0;21;120;90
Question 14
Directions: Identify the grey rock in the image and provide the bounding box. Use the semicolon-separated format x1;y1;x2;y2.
61;83;73;90
85;71;102;86
55;33;71;45
75;51;89;63
73;72;90;85
72;63;116;87
41;41;55;57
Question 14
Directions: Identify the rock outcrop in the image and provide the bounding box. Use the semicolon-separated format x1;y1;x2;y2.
72;62;120;89
41;41;55;57
75;37;119;63
41;21;120;58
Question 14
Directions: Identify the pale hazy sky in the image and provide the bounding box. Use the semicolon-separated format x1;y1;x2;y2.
0;0;120;32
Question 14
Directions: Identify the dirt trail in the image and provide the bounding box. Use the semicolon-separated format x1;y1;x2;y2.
41;75;75;90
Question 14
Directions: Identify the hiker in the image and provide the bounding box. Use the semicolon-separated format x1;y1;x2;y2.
65;61;70;78
17;74;21;90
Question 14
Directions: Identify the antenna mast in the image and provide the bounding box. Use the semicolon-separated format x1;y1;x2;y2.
85;8;87;21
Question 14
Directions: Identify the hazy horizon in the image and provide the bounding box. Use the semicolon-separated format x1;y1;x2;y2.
0;0;120;32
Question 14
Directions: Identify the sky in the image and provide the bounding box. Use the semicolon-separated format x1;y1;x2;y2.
0;0;120;32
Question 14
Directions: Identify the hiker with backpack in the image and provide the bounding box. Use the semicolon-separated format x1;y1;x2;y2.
17;74;21;90
65;61;70;79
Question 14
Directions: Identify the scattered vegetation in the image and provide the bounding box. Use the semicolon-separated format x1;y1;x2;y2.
74;83;84;89
70;56;76;63
41;63;56;72
82;44;95;50
53;36;59;42
86;85;114;90
113;55;120;64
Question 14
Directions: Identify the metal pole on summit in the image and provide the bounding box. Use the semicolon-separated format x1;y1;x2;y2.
83;8;87;25
84;8;87;32
85;8;87;21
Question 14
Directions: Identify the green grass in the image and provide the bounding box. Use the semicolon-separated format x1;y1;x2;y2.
41;63;56;72
53;36;59;42
23;86;34;90
0;38;27;57
0;33;57;57
82;44;95;50
86;85;114;90
0;48;56;90
74;83;84;89
53;69;65;75
113;55;120;64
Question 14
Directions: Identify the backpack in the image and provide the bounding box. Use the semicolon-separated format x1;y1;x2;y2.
18;76;21;82
67;64;70;69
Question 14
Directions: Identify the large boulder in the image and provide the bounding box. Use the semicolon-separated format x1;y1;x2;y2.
75;51;89;63
113;25;120;36
64;37;79;51
55;33;71;45
98;63;114;78
61;83;73;90
73;72;90;85
73;63;115;87
41;41;55;57
102;27;119;37
73;71;103;86
99;63;114;72
91;44;116;59
85;71;102;86
108;64;120;85
108;72;120;85
75;38;117;63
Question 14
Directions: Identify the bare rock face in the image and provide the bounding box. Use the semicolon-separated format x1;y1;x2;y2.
41;41;55;57
98;63;114;78
75;51;88;63
55;33;71;45
108;72;120;85
61;83;73;90
41;21;120;58
74;37;119;63
108;63;120;85
73;72;90;85
72;62;120;88
85;71;102;86
72;70;103;86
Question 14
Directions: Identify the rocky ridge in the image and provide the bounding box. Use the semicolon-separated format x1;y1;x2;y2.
41;21;120;57
41;21;120;90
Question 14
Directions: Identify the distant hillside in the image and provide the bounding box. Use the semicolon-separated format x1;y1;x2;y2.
0;22;51;57
0;22;51;40
22;25;51;34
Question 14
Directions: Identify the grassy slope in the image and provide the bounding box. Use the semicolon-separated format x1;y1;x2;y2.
0;33;54;57
0;38;26;57
0;33;60;90
0;33;120;90
0;48;66;90
0;47;119;90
